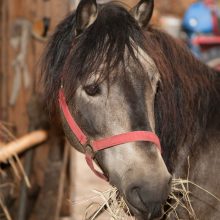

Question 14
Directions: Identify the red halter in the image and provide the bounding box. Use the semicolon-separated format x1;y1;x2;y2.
59;88;162;181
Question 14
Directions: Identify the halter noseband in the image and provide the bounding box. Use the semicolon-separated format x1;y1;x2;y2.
59;88;162;181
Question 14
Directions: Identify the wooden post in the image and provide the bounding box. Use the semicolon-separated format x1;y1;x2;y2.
29;136;69;220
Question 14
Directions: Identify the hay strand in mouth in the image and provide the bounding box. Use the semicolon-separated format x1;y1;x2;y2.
165;178;198;220
84;176;220;220
0;196;12;220
72;188;116;206
165;157;220;219
84;187;134;220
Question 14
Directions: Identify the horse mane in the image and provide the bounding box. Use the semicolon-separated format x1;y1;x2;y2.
41;3;220;171
143;28;220;169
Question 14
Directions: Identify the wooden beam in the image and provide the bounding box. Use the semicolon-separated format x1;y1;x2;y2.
0;130;48;162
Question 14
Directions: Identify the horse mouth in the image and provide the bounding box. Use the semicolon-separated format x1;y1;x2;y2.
124;196;165;220
129;207;164;220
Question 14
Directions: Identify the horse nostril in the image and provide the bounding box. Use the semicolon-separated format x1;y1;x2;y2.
126;185;145;209
126;185;137;200
129;186;140;199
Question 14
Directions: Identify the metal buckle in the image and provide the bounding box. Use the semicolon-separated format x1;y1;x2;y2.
85;144;95;158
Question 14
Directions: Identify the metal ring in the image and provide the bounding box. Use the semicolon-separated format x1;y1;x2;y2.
85;144;95;158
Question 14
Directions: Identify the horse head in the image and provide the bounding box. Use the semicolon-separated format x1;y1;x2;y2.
43;0;172;219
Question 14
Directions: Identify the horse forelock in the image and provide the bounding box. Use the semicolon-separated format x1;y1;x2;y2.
41;3;149;107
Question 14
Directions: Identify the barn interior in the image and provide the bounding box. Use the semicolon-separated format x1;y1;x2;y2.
0;0;216;219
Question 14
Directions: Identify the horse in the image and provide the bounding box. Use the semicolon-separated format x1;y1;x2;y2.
41;0;220;219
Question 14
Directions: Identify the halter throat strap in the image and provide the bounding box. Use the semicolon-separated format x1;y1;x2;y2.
59;89;162;181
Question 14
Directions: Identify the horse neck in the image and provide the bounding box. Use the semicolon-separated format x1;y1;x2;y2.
144;28;220;172
156;65;219;173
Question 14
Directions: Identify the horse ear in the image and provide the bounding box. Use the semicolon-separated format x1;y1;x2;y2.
75;0;98;34
130;0;154;28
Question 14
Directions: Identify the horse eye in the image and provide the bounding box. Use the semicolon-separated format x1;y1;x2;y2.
84;84;101;96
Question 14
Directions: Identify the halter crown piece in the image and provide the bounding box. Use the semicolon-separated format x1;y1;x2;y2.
59;88;162;181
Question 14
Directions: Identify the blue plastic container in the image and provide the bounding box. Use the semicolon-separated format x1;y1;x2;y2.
182;2;213;33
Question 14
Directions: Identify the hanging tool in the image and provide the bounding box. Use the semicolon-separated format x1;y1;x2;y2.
10;19;32;106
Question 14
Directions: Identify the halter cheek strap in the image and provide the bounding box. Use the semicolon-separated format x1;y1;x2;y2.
59;89;162;181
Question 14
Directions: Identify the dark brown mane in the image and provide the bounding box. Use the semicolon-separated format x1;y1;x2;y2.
143;28;220;169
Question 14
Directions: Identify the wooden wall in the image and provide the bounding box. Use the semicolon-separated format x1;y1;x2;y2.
156;0;196;17
0;2;74;220
0;0;71;137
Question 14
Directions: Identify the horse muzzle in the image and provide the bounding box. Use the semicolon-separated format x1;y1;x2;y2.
125;174;172;220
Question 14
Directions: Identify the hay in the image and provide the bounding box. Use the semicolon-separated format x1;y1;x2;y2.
0;197;12;220
0;122;30;186
84;188;134;220
165;177;220;219
165;178;198;219
165;157;220;219
84;178;220;220
84;158;220;220
0;122;30;220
